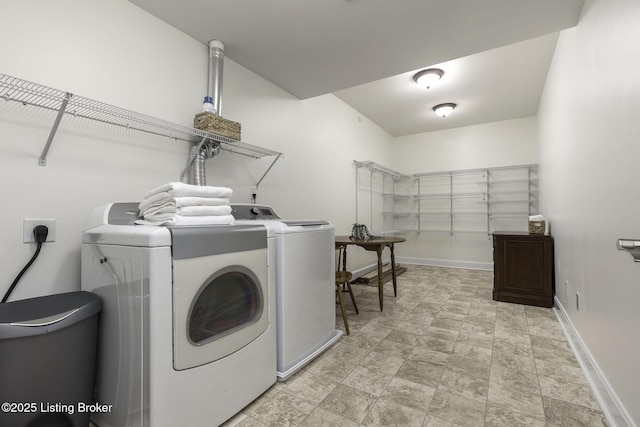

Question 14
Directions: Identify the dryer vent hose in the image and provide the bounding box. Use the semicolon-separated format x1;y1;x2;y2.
188;142;220;186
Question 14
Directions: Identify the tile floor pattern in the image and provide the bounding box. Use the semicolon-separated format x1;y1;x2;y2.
224;265;608;427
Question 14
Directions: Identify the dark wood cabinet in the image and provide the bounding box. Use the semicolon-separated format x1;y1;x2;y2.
492;232;554;308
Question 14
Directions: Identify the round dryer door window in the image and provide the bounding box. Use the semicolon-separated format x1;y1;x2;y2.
189;267;263;344
173;252;270;371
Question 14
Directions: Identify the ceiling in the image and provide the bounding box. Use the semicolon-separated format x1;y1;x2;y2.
129;0;584;137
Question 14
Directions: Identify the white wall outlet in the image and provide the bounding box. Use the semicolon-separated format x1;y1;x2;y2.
23;218;56;243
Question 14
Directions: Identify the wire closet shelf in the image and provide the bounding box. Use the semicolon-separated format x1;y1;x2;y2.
354;160;539;237
0;72;282;165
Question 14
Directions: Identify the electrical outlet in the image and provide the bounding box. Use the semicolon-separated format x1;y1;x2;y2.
23;218;56;243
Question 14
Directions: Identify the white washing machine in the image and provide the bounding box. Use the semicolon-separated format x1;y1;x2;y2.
81;203;276;427
231;204;341;380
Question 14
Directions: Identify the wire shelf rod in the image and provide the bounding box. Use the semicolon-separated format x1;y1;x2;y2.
353;160;409;179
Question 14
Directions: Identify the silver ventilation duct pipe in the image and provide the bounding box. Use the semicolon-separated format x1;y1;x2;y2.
189;145;207;185
208;40;224;116
188;142;220;185
188;40;225;186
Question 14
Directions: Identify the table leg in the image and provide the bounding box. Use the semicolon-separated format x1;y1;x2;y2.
342;245;348;272
390;243;398;297
376;247;384;311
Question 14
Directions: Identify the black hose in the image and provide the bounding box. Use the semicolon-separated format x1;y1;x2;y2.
1;241;43;303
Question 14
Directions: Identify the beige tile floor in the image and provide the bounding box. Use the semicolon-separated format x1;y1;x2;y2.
225;265;608;427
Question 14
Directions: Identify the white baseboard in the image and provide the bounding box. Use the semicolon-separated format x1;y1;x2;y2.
351;257;492;279
350;260;389;278
396;256;493;271
554;297;636;427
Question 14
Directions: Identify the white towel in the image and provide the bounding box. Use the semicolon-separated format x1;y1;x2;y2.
177;205;232;216
138;194;231;214
174;196;230;207
135;214;236;226
142;182;232;199
143;205;232;217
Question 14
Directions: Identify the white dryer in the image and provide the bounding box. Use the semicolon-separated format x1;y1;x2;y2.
231;204;341;380
81;203;276;427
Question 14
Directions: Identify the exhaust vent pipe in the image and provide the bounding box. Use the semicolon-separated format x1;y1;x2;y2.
187;40;225;186
188;142;219;185
208;40;224;116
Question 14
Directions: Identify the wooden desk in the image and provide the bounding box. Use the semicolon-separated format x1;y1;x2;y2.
335;235;406;311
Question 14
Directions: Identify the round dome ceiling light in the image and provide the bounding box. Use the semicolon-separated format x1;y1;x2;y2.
433;103;456;118
413;68;444;89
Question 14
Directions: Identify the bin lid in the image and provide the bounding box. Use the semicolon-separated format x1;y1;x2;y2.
0;291;101;339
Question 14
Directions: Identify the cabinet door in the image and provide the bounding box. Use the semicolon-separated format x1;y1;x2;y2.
493;234;554;307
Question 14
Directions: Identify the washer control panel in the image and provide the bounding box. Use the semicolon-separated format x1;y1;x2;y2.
231;204;281;220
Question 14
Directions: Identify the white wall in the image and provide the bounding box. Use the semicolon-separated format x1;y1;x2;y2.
538;0;640;424
380;116;539;268
390;116;539;173
0;0;391;301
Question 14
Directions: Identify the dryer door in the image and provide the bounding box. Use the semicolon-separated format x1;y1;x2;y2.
173;249;269;371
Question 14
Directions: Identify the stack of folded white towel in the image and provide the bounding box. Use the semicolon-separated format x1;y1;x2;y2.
135;182;235;226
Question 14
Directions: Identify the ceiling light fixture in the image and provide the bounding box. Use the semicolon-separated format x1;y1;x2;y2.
433;103;456;118
413;68;444;89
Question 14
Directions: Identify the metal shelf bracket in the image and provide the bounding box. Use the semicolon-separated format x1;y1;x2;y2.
256;152;283;188
39;92;71;166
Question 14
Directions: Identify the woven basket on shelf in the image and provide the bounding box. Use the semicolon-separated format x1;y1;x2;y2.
528;220;545;235
193;112;241;141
